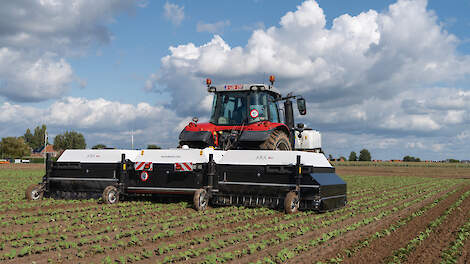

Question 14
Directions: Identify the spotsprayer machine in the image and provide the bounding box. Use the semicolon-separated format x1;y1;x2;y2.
26;76;346;214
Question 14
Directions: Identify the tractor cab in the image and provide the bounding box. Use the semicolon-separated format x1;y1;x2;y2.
209;87;281;126
179;76;308;150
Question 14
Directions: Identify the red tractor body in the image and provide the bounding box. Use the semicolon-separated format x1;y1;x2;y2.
179;79;306;150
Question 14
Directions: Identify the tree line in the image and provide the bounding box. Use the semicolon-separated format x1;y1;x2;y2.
0;125;162;158
348;149;372;161
0;125;86;158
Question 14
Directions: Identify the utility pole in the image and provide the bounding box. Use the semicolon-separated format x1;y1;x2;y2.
44;128;48;165
131;130;134;150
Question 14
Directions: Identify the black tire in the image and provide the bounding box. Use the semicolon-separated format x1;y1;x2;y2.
26;184;44;201
102;186;119;204
284;191;299;214
193;188;208;211
260;130;292;150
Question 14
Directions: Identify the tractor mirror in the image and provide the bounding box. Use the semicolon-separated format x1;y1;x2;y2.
297;98;307;115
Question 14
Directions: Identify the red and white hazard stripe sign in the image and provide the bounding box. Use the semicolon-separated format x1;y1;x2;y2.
135;162;153;171
174;162;193;172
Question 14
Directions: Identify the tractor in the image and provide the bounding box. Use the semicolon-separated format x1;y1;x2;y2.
179;76;311;151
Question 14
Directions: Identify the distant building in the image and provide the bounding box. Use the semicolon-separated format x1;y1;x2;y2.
31;145;60;158
461;160;470;164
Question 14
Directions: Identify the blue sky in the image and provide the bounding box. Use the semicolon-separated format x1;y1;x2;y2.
69;0;470;104
1;0;470;160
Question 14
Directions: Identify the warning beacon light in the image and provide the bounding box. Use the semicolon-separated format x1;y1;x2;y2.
206;78;212;87
269;75;275;85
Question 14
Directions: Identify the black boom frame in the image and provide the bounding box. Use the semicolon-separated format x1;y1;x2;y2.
39;152;346;212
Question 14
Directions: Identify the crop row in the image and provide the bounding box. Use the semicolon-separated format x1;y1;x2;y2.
0;202;263;247
257;186;460;264
18;176;442;263
95;180;453;264
318;186;462;263
1;175;443;247
94;178;449;263
0;205;275;261
440;216;470;263
384;189;470;263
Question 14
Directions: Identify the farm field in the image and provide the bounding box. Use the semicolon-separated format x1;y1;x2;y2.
1;164;470;263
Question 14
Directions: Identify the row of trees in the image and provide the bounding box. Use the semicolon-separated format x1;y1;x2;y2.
348;149;371;161
0;125;87;158
23;125;47;150
403;155;421;162
0;137;31;158
1;125;162;158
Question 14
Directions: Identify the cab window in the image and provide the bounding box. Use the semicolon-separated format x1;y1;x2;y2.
268;95;280;123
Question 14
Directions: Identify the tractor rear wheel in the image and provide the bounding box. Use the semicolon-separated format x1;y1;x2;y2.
26;184;44;201
193;188;208;211
102;186;119;204
260;130;291;150
284;191;299;214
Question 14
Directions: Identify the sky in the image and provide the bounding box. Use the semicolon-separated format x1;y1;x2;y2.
0;0;469;161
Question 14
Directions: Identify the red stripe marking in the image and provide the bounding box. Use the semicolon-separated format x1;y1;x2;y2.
135;162;144;170
175;163;182;171
146;162;153;171
182;163;192;171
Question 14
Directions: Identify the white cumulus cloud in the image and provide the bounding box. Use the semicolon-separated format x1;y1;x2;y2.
163;2;184;26
147;0;470;116
197;20;231;34
144;0;470;160
0;0;137;102
0;97;185;148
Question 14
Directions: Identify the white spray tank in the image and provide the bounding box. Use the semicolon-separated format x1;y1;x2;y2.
294;128;322;153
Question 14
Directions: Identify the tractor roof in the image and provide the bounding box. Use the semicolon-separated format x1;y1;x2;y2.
208;83;281;96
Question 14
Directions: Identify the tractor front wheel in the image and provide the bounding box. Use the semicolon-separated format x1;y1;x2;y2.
102;186;119;204
26;184;44;201
193;188;208;211
260;130;292;150
284;191;299;214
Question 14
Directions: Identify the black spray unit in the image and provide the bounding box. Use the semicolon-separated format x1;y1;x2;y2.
30;149;346;214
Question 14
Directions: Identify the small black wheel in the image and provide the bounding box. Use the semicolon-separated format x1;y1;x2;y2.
193;188;208;211
284;191;299;214
102;186;119;204
26;184;44;201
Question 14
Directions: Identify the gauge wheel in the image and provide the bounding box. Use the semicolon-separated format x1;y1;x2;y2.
193;188;208;211
102;186;119;204
26;184;44;201
284;191;300;214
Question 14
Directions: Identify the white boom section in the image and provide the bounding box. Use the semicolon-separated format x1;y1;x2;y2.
57;149;141;163
217;150;332;167
58;148;332;168
133;148;224;164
